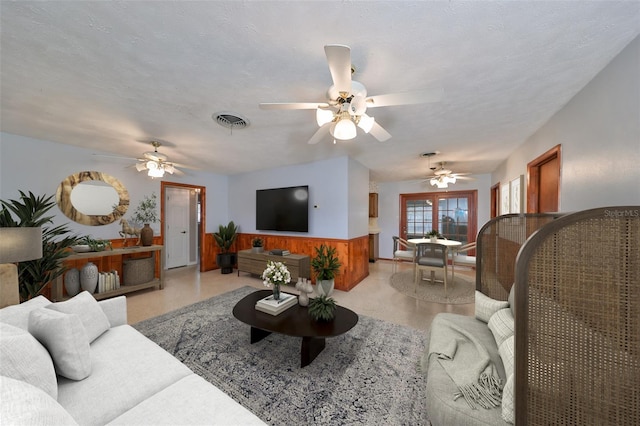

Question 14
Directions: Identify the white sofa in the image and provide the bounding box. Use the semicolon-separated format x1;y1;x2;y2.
0;291;266;425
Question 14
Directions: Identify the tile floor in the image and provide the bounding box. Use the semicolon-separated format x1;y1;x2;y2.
126;259;475;331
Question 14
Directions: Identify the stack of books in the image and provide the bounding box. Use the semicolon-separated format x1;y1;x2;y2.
255;292;297;315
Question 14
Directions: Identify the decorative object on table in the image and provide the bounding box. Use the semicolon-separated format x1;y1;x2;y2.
0;191;78;302
295;277;314;307
254;292;297;315
76;236;112;252
64;268;80;297
130;193;159;246
119;218;141;246
251;237;264;253
214;220;238;274
80;262;99;294
311;243;341;296
261;260;291;301
426;230;441;243
308;294;337;321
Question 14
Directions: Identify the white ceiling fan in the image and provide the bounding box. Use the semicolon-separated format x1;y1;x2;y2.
93;141;189;178
423;162;473;188
259;44;443;144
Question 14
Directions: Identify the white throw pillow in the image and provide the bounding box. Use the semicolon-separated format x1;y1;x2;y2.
488;308;515;348
0;322;57;399
47;291;110;342
0;375;79;426
502;374;515;424
0;295;51;330
499;335;515;378
475;291;509;323
28;308;91;380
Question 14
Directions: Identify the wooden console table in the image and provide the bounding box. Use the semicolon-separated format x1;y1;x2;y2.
237;249;310;281
53;245;164;301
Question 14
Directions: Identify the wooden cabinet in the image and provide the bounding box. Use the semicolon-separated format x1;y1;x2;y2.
53;245;164;301
369;193;378;218
237;249;310;281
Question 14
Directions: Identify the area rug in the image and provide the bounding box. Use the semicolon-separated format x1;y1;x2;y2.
133;286;430;426
390;269;475;304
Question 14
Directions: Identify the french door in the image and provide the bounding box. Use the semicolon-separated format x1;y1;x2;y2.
400;190;477;245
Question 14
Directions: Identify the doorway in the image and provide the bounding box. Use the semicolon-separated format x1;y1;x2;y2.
527;145;561;213
160;182;207;272
400;190;478;245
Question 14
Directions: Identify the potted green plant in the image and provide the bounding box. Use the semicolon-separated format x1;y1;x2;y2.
213;220;238;274
131;193;159;246
75;236;112;252
310;243;341;296
251;237;264;253
308;294;337;321
426;229;441;242
0;191;79;302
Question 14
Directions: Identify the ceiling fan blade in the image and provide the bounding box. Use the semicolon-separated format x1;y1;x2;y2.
324;44;352;95
92;153;138;161
366;88;444;108
369;121;392;142
259;102;329;110
308;122;332;145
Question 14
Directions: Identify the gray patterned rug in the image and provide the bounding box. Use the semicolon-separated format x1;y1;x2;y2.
390;269;475;304
134;286;430;426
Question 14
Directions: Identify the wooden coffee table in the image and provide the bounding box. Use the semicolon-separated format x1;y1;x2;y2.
232;290;359;367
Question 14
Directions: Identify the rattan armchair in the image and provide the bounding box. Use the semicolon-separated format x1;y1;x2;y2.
514;206;640;425
476;213;564;301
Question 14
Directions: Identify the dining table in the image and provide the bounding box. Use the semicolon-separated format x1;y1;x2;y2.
407;238;462;283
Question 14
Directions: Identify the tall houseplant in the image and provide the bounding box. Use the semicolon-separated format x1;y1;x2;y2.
131;193;158;246
213;220;238;274
311;243;341;296
0;191;79;301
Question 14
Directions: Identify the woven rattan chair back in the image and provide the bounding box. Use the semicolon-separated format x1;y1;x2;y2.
514;206;640;425
476;213;563;300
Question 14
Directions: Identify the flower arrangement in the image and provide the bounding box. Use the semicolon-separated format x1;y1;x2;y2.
261;260;290;300
261;260;291;288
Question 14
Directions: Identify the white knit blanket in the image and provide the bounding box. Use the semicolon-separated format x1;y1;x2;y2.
428;318;503;409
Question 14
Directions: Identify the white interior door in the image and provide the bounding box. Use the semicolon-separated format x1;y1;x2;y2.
165;187;190;269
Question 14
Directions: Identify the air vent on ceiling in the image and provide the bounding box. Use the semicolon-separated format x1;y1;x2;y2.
213;112;250;132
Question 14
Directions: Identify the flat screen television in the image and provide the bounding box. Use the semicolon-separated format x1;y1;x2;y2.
256;185;309;232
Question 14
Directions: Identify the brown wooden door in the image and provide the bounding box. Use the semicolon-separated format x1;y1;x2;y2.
527;145;561;213
490;183;500;218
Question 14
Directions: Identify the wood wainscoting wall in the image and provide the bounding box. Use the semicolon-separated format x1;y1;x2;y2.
203;233;370;292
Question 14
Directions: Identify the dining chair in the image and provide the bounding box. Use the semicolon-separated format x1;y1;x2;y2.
450;242;476;269
392;236;415;272
414;242;448;296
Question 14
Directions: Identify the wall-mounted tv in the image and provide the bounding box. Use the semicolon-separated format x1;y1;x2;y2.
256;185;309;232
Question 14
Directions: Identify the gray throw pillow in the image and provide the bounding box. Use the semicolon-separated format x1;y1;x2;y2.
46;291;110;343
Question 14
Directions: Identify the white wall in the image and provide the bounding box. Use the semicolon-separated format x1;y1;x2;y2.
376;174;492;259
0;132;229;238
493;35;640;211
228;156;369;240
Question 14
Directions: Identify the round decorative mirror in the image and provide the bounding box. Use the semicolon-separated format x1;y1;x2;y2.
56;171;129;226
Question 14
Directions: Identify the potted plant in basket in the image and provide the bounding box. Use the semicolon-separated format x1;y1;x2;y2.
251;237;264;253
131;193;159;246
311;243;341;296
214;220;238;274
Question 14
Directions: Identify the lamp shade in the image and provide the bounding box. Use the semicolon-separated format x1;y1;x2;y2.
0;227;43;263
332;117;357;140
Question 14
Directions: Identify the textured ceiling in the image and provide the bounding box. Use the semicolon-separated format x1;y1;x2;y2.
1;1;639;182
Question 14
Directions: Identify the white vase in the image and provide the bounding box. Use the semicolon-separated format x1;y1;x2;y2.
64;268;80;297
316;279;334;297
80;262;98;294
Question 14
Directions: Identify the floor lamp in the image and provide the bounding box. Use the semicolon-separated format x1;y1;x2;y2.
0;227;42;308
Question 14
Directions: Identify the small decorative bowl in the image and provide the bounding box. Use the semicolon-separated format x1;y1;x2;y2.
71;245;91;253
